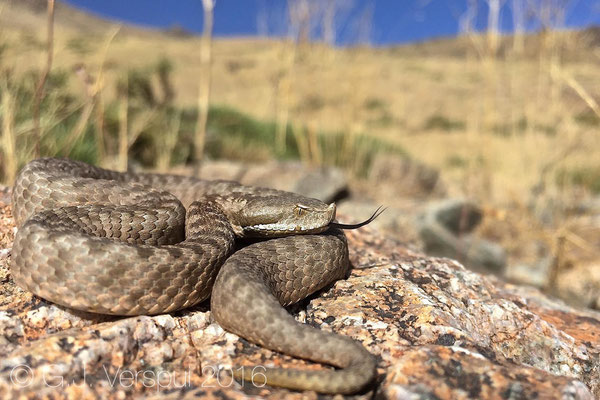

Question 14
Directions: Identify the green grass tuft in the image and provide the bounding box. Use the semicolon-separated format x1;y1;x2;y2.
0;60;408;182
423;114;465;131
556;166;600;194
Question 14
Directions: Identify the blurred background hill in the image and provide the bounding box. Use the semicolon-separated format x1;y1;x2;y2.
0;0;599;307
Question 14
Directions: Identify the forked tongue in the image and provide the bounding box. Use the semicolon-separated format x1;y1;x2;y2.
329;206;386;229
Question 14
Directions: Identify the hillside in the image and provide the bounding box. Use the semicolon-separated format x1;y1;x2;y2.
1;0;599;199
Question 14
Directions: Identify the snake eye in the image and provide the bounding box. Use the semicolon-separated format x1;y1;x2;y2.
296;205;308;216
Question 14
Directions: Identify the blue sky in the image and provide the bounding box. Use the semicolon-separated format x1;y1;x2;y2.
62;0;600;45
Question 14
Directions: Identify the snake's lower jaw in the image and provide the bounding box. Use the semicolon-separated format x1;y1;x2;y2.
293;225;331;235
243;224;330;237
230;223;245;237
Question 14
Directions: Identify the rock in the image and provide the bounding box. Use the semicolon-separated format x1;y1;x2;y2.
1;208;599;398
554;261;600;310
198;160;247;181
567;196;600;216
417;199;507;274
0;203;16;250
461;236;507;273
336;199;422;248
0;185;11;207
529;209;600;308
429;199;482;235
240;162;348;203
292;167;347;203
383;346;593;399
167;159;245;182
172;160;349;203
506;257;553;288
368;155;444;199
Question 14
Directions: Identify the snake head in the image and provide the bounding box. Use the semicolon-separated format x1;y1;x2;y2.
237;196;336;237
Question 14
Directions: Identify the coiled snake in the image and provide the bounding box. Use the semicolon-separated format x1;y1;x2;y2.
10;158;378;394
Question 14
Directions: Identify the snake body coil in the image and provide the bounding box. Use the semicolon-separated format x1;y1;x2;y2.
10;158;376;394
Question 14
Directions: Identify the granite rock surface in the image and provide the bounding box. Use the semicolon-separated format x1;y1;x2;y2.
0;197;598;399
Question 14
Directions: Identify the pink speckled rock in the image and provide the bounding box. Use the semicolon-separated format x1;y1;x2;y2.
0;204;598;399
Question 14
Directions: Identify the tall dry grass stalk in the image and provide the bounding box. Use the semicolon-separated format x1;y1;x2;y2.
119;99;160;172
274;42;296;153
342;5;373;174
193;0;215;175
485;0;504;57
63;64;97;156
32;0;55;158
61;23;118;162
93;92;106;163
291;123;310;163
1;75;17;183
62;94;94;156
93;26;121;166
157;111;181;172
562;72;600;119
545;232;565;292
511;0;526;55
306;126;322;166
275;0;316;156
118;75;129;171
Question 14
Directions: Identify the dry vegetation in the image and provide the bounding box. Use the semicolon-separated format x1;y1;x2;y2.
0;0;599;294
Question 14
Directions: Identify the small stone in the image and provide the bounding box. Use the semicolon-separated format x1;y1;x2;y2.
417;199;507;274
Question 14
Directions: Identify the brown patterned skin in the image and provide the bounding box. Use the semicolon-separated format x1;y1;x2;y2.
10;158;376;394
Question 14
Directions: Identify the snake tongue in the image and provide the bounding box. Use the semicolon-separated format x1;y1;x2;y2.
329;206;386;230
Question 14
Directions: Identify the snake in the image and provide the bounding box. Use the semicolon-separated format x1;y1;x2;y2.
10;158;380;394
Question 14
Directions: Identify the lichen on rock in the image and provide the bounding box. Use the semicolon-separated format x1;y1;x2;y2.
0;203;598;399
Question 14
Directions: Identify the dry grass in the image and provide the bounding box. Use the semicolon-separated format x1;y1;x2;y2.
3;3;598;198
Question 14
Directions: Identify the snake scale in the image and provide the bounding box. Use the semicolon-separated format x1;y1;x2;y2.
10;158;377;394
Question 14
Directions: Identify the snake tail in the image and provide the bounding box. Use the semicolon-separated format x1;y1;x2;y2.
211;231;377;394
